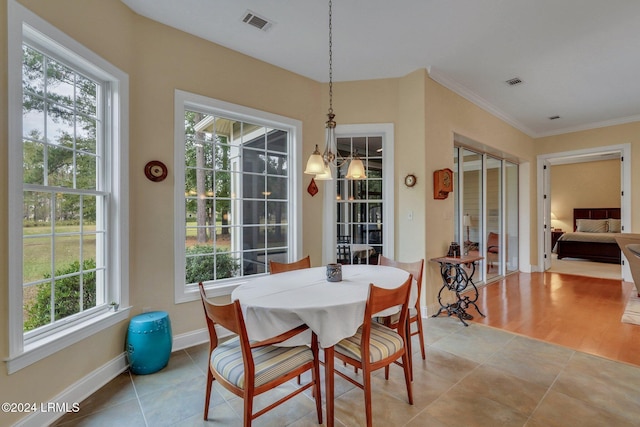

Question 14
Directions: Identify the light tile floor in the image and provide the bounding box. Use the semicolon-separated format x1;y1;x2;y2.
53;317;640;426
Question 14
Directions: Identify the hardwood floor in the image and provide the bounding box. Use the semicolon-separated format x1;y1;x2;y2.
472;271;640;366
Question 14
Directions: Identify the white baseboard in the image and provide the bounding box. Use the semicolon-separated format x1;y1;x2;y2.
172;325;233;351
13;353;128;427
171;327;209;351
11;325;233;427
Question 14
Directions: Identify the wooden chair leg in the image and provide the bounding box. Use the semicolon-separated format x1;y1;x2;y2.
311;333;323;424
363;367;373;427
406;319;413;381
204;370;213;420
416;318;426;360
402;349;414;405
244;395;253;427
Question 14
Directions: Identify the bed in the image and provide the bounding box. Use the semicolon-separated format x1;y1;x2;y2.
553;208;622;264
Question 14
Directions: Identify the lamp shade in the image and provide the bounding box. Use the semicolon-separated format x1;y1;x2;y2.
304;145;325;175
314;163;333;180
463;214;471;226
345;158;366;179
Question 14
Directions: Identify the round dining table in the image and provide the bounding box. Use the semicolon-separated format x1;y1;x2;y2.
231;264;412;427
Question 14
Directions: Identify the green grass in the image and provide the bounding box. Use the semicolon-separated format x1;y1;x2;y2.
23;225;97;283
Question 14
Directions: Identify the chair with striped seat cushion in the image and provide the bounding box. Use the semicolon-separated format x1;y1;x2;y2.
199;283;322;426
332;276;414;427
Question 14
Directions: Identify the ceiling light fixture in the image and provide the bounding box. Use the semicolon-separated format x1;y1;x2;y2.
304;0;366;181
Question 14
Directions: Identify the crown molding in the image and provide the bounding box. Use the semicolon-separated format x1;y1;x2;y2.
428;67;536;137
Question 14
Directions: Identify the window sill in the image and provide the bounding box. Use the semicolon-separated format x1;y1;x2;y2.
5;307;131;374
176;277;263;304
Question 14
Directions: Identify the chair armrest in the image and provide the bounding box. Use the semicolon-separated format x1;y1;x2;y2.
250;324;309;348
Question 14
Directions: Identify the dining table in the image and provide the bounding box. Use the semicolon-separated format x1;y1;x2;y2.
231;263;412;427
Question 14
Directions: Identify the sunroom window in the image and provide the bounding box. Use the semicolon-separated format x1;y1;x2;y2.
175;91;301;301
7;1;128;373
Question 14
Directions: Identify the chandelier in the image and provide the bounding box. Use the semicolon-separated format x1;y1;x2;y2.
304;0;366;181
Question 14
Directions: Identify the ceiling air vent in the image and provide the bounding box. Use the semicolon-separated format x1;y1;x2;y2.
549;115;561;120
505;77;523;86
242;10;273;31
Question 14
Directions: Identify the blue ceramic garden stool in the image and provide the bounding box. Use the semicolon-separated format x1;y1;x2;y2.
127;311;172;375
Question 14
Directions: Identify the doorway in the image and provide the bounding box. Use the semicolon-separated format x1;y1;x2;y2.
537;144;631;281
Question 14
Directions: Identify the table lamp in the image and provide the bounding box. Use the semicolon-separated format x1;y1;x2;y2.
463;214;472;244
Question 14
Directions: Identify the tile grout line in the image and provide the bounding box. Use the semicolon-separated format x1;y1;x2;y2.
522;348;577;425
128;366;149;426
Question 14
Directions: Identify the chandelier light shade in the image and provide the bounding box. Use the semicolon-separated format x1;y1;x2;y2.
314;162;333;180
345;155;366;179
304;0;366;181
304;145;326;175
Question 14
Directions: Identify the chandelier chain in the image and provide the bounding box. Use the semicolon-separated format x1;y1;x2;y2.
328;0;333;115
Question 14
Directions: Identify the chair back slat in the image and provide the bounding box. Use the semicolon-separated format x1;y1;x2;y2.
365;275;413;319
199;282;243;339
269;256;311;274
378;256;424;307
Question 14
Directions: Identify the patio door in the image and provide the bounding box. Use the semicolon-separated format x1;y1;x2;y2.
454;138;519;283
322;124;394;265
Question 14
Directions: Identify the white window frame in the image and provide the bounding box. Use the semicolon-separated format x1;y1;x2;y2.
6;0;129;374
174;90;303;302
322;124;395;264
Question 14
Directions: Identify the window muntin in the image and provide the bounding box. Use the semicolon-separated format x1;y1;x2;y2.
183;109;291;288
21;43;107;339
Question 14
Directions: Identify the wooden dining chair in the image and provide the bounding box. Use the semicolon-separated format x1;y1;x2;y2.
198;283;322;426
332;276;414;427
486;232;500;271
378;255;426;361
268;255;312;384
337;235;352;264
269;255;311;274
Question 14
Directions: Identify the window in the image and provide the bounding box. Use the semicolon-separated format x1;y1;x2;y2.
174;91;302;301
335;136;384;264
7;2;129;373
323;124;394;264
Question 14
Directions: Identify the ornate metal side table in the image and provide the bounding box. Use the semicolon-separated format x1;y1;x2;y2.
430;254;485;326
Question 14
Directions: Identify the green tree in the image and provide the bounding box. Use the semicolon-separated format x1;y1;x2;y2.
24;259;97;331
185;245;239;283
184;112;231;242
22;45;98;224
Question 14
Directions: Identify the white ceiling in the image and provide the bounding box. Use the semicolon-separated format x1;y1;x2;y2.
120;0;640;138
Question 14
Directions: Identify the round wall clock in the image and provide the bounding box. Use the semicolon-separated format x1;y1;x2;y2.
144;160;168;182
404;174;417;188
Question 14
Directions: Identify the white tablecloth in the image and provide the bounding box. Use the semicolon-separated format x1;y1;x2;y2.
231;264;412;348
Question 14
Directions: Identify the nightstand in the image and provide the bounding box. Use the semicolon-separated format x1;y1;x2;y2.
551;230;564;248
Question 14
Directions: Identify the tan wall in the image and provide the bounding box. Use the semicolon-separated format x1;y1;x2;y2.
423;76;534;309
550;160;621;232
